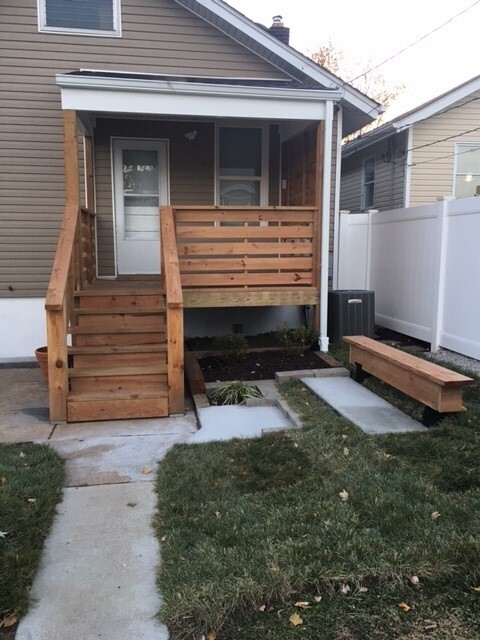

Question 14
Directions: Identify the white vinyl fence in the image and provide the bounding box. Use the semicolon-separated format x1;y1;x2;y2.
337;197;480;359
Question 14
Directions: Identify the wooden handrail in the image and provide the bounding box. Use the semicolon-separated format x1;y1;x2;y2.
45;203;79;311
160;206;184;310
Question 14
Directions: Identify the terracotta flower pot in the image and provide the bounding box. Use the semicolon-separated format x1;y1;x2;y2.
35;346;49;383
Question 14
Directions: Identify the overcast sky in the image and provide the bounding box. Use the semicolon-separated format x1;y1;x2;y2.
227;0;480;118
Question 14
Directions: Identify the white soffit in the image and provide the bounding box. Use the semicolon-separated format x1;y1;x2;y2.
56;75;340;120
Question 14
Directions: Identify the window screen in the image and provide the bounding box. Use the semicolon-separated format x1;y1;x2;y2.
44;0;115;32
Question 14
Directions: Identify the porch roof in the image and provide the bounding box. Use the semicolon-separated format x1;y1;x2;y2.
56;70;342;124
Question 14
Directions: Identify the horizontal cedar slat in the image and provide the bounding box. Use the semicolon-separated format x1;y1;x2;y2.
181;272;313;287
176;226;313;239
175;211;315;222
177;241;313;256
179;257;313;272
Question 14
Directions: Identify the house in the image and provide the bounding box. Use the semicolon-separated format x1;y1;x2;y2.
0;0;381;421
341;74;480;213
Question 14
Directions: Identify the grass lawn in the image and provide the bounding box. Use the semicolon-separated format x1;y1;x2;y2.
0;444;64;632
155;347;480;640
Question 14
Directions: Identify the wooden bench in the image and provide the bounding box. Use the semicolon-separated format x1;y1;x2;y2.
343;336;474;426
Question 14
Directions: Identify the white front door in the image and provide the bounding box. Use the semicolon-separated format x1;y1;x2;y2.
113;138;169;275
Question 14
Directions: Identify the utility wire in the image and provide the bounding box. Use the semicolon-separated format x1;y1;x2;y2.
409;124;480;154
409;145;479;167
347;0;480;83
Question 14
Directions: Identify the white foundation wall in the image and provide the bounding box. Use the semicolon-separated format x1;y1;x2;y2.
185;306;303;338
0;299;47;361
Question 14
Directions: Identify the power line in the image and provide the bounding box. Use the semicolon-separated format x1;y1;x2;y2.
409;145;479;167
409;124;480;154
347;0;480;84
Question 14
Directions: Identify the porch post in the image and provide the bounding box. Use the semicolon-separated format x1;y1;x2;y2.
63;110;80;206
313;121;325;332
318;101;334;352
84;135;95;211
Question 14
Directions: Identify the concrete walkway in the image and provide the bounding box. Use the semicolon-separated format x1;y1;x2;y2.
2;368;198;640
303;376;426;434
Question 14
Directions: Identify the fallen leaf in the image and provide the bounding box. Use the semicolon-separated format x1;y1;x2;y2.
411;576;420;585
424;622;438;631
343;447;350;456
339;490;349;502
215;511;221;518
431;511;441;521
1;616;18;629
206;632;217;640
289;613;303;626
472;586;480;592
210;481;218;489
19;452;26;458
294;601;310;609
314;595;322;603
0;477;6;484
341;584;351;595
142;466;153;475
398;602;411;613
359;586;368;593
0;531;8;538
342;435;348;440
27;498;37;504
161;536;167;542
126;502;137;508
258;604;266;612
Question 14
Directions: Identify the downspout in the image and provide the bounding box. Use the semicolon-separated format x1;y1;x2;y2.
403;126;413;207
319;100;334;352
332;106;343;289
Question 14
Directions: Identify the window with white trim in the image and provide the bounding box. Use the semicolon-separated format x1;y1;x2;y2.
38;0;121;37
218;126;266;206
454;143;480;198
361;157;375;210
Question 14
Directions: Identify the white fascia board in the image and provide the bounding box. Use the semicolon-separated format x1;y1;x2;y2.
394;76;480;131
57;75;339;120
174;0;381;119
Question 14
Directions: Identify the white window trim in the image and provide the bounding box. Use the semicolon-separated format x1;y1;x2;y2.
37;0;122;38
361;156;375;211
215;122;270;207
453;142;480;198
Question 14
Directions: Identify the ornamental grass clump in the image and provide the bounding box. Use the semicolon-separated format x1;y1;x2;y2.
212;333;248;363
208;381;262;406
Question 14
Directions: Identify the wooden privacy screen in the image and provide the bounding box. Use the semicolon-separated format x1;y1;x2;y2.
172;206;318;288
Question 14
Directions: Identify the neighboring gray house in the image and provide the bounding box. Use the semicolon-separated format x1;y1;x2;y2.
341;74;480;213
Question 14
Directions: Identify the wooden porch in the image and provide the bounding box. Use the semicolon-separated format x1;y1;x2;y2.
45;111;325;422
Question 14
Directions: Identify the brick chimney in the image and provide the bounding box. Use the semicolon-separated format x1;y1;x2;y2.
268;15;290;46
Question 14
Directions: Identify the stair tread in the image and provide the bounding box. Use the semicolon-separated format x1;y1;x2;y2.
69;325;165;334
74;307;165;315
68;344;167;355
68;387;168;402
68;365;167;378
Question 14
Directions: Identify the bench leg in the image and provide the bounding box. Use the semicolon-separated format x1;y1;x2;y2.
354;363;370;384
422;406;446;428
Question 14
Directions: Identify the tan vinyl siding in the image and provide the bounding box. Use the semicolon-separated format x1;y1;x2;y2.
94;118;215;275
409;91;480;205
340;131;407;212
0;0;289;297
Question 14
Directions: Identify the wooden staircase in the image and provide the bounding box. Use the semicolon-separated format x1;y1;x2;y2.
66;285;170;422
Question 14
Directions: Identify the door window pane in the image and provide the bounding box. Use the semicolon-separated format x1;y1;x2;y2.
220;180;261;206
45;0;115;31
124;196;160;240
220;128;262;177
123;150;159;195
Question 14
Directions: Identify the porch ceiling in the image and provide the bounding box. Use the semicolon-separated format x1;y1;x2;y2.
56;71;341;123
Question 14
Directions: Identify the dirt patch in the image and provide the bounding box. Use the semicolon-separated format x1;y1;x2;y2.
186;332;279;351
199;349;329;382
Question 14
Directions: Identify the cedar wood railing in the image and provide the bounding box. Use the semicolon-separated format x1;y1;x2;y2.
45;205;96;421
171;205;319;288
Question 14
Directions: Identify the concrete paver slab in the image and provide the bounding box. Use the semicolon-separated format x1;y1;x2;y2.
50;416;197;486
16;483;168;640
192;405;292;443
303;377;426;434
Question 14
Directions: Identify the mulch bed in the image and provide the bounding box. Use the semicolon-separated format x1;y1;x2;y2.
186;332;279;352
199;349;329;382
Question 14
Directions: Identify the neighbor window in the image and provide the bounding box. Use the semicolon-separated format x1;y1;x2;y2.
218;126;266;206
38;0;121;36
454;143;480;198
361;157;375;210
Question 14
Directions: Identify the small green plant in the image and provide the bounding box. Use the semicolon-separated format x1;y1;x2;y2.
276;324;318;354
209;381;262;406
212;333;248;363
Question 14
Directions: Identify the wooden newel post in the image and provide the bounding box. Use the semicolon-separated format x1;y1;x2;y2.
47;308;68;422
